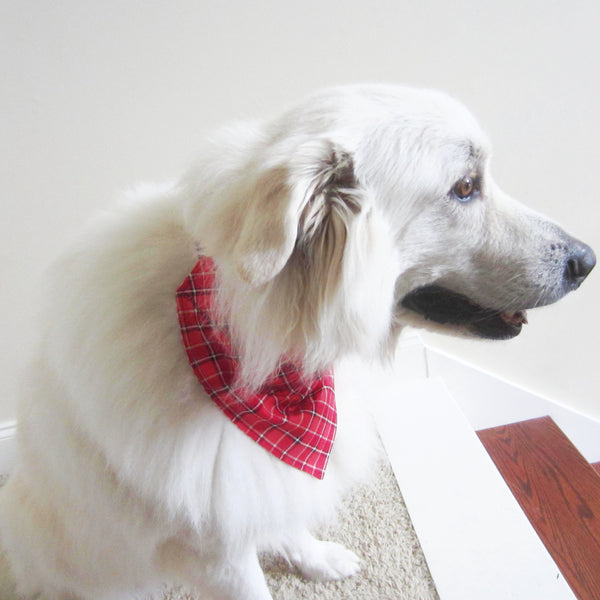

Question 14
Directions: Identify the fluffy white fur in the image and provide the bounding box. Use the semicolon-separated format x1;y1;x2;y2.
0;84;592;600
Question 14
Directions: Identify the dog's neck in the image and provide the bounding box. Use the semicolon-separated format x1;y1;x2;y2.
175;255;338;479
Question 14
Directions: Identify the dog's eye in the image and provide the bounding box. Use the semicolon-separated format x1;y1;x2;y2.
453;176;476;201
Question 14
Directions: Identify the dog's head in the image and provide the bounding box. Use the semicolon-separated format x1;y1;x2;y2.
185;84;595;378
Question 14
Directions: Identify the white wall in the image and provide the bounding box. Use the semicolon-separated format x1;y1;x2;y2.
1;0;599;423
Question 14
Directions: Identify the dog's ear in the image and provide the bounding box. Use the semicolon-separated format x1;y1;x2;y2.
230;164;297;286
231;140;361;286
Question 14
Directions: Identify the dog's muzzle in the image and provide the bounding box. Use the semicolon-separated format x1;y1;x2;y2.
400;239;595;341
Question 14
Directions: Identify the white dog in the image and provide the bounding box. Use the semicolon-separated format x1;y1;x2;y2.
0;84;594;600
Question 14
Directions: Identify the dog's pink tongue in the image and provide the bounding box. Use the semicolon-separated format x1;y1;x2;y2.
501;310;528;325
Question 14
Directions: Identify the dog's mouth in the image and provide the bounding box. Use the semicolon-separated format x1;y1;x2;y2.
400;285;528;340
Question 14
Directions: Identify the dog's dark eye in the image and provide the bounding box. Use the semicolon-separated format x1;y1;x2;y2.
453;176;476;201
453;176;475;201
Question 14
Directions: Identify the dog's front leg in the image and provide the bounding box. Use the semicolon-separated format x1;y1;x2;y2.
282;530;361;582
157;539;273;600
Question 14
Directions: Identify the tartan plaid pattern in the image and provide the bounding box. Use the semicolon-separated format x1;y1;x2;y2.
175;256;336;479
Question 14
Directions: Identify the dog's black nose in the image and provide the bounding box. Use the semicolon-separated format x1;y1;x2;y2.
564;242;596;287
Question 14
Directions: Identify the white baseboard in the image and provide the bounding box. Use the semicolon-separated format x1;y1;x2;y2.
425;345;600;463
0;422;17;476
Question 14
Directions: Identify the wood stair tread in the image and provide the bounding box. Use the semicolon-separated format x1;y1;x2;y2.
477;416;600;600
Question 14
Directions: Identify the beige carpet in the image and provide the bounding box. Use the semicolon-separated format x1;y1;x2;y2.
163;458;439;600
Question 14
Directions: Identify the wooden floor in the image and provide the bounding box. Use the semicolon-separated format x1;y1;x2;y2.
478;416;600;600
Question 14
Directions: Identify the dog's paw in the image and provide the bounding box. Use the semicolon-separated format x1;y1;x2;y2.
290;538;360;582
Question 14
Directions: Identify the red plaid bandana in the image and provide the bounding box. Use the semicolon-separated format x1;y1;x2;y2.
175;256;336;479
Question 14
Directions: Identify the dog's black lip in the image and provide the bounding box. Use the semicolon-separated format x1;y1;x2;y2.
401;285;524;340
